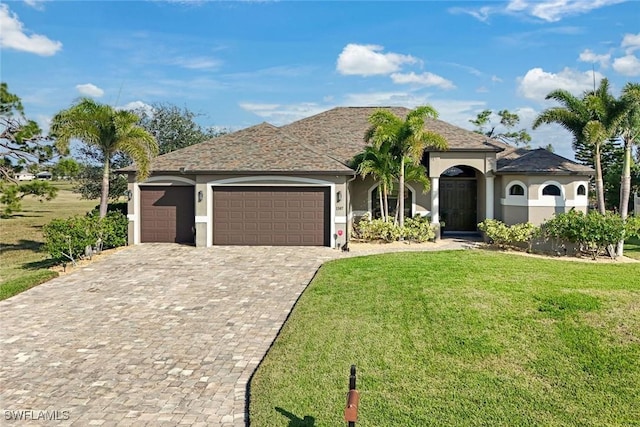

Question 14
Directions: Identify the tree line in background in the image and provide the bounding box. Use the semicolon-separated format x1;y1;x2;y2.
0;82;226;218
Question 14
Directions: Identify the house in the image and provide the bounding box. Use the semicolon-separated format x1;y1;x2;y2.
15;172;35;181
121;107;594;247
36;171;52;180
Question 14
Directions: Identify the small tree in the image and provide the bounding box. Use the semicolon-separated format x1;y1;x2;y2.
51;98;158;218
470;109;532;147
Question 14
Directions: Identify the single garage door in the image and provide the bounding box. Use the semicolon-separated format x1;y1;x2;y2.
213;186;330;246
140;186;195;244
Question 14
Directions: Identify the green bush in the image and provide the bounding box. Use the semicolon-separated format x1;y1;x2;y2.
403;215;436;242
42;211;128;264
478;219;539;250
355;213;435;243
541;210;626;259
91;202;128;216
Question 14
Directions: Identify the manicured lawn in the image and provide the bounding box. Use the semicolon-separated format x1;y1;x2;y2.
0;182;97;300
249;251;640;426
625;236;640;260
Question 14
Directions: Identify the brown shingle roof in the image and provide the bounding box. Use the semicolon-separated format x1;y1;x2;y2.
282;106;504;164
497;148;594;175
124;122;353;174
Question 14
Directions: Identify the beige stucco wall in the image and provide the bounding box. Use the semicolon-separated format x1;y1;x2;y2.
428;151;496;178
499;174;590;226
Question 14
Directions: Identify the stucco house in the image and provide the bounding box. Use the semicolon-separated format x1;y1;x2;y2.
122;107;594;247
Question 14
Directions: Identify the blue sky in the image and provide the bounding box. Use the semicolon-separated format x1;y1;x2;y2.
2;0;639;160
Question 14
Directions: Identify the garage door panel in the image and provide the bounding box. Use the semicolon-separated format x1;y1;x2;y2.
213;186;329;246
140;186;195;244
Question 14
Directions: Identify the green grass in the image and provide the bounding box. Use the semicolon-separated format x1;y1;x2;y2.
249;251;640;427
0;182;97;300
625;236;640;260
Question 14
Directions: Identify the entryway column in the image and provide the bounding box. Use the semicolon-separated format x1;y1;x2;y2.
485;175;494;220
431;177;440;224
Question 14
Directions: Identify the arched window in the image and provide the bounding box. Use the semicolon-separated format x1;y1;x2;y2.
577;184;586;196
371;186;412;219
542;184;561;196
509;184;525;196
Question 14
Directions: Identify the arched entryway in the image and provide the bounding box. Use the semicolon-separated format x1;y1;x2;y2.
439;165;478;232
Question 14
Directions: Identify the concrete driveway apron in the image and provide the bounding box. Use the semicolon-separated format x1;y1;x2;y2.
0;244;341;427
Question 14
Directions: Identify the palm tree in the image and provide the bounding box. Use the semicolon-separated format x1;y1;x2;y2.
619;83;640;221
51;98;158;218
616;83;640;256
352;144;396;221
365;106;447;227
533;78;625;214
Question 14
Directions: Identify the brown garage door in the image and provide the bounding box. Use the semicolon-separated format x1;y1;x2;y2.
140;186;195;244
213;186;329;246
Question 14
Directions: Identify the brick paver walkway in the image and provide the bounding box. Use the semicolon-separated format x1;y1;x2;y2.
0;240;476;426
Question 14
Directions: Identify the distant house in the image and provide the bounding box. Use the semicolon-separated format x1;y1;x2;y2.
36;171;53;180
15;173;35;181
122;106;594;247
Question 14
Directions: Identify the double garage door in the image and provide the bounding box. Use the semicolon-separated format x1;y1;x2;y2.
140;185;330;246
213;186;330;246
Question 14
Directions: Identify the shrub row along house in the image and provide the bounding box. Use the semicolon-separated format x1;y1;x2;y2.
121;107;593;247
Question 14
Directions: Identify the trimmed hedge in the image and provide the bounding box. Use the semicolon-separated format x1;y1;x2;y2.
355;213;436;243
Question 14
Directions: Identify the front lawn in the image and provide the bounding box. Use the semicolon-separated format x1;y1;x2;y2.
625;236;640;260
249;251;640;426
0;182;97;300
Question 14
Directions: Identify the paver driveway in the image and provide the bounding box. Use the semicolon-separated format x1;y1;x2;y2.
0;244;341;426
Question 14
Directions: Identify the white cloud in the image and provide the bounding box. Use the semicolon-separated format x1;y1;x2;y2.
336;44;417;76
75;83;104;98
23;0;47;10
390;72;455;90
171;56;221;70
0;4;62;56
578;49;611;68
342;91;430;107
612;54;640;76
491;75;503;83
621;32;640;53
517;67;604;102
451;0;625;23
119;101;153;114
239;102;329;125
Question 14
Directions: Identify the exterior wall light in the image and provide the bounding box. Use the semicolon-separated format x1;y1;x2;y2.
336;191;342;203
198;190;204;202
124;190;132;201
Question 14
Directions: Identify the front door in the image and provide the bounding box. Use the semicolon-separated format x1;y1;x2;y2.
440;178;477;231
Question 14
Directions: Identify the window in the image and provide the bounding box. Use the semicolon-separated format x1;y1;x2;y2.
542;184;561;196
577;184;586;196
509;184;525;196
371;187;412;219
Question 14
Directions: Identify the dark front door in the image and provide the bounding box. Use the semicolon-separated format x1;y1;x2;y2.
440;179;477;231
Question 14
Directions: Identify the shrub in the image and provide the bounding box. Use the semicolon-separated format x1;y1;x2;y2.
355;213;435;243
91;202;128;216
478;219;539;251
403;215;436;242
541;210;626;259
43;211;128;265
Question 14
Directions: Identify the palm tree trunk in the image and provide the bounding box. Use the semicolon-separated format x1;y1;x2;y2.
617;136;632;256
378;184;385;222
383;186;390;222
399;157;405;228
99;158;110;218
595;144;606;215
